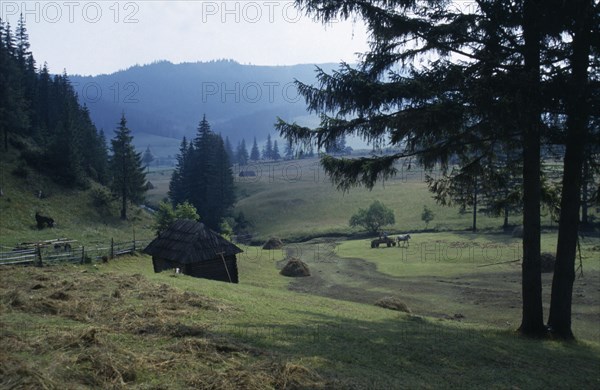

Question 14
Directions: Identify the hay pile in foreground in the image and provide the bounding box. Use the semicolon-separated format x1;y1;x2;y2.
0;263;338;389
375;296;411;313
263;237;284;249
280;258;311;277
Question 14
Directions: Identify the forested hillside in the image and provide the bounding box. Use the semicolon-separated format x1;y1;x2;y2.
1;16;108;188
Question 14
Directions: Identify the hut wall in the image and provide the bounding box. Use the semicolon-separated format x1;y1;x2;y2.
152;257;177;273
184;255;239;283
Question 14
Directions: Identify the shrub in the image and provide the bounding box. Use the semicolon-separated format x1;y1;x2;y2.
154;201;200;235
421;205;435;229
91;187;113;213
11;164;29;179
349;200;395;234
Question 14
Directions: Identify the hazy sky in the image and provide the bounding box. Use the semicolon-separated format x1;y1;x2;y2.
2;1;370;75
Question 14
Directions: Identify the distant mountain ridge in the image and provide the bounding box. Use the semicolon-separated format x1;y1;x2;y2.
70;60;338;150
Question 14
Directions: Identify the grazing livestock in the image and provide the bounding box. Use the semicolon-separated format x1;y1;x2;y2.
396;234;411;247
35;212;55;229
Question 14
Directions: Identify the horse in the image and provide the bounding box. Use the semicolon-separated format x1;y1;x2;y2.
396;234;411;247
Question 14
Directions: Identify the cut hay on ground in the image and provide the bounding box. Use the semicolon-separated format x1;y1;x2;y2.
263;237;283;250
0;264;344;389
374;296;411;313
280;258;311;277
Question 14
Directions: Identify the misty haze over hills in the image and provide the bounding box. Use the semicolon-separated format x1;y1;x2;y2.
70;60;339;156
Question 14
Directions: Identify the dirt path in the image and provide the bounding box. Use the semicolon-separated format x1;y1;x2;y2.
281;239;600;339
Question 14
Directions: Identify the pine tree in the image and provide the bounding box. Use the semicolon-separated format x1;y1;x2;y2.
207;134;235;230
224;136;235;164
547;0;596;339
3;21;15;58
250;137;260;161
15;14;30;69
272;140;281;161
236;139;249;166
109;114;146;220
169;137;189;205
46;118;85;186
0;19;28;150
179;115;236;231
93;129;110;184
284;140;294;160
263;134;273;160
142;146;154;172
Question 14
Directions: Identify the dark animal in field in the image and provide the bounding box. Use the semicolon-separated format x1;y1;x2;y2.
396;234;411;247
35;212;55;229
371;237;396;248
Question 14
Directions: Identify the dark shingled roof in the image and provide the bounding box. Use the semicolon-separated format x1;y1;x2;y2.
144;220;242;264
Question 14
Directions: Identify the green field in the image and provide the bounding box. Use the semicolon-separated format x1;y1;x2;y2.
146;157;572;242
2;247;599;388
2;150;600;388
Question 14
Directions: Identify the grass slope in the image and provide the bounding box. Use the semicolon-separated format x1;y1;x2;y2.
0;147;155;247
1;253;599;388
199;158;573;242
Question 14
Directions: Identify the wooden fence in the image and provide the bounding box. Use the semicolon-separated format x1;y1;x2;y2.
0;239;151;267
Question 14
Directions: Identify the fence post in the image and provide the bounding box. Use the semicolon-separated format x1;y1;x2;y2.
81;246;85;264
110;238;114;260
36;244;42;267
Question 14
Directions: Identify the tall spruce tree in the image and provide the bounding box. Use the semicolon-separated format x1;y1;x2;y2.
109;114;146;220
171;115;235;231
15;14;30;69
547;0;596;339
169;137;189;205
250;137;260;161
224;136;235;164
236;139;249;166
272;140;281;161
0;18;28;150
142;146;154;172
263;133;273;160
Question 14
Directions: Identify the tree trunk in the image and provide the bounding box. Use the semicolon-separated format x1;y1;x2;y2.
121;189;127;220
503;206;509;232
581;158;589;226
518;0;546;337
548;0;592;340
472;177;478;232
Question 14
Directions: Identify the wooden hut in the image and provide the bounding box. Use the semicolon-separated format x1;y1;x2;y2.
144;220;243;283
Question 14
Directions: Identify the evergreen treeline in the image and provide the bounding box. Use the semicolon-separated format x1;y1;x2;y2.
169;115;234;231
0;16;108;187
224;133;318;165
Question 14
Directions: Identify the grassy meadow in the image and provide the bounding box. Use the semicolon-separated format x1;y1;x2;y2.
2;252;599;388
146;157;571;242
2;151;600;388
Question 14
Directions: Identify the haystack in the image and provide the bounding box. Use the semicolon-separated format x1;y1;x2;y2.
540;252;556;273
263;237;284;250
280;258;310;277
374;296;411;313
512;226;524;238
